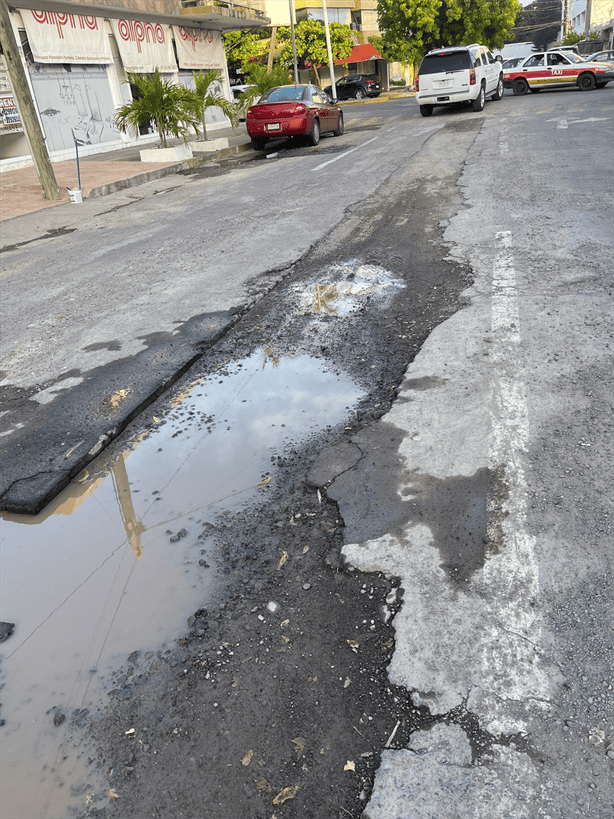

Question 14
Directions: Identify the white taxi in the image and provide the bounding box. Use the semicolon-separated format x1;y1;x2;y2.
503;50;614;95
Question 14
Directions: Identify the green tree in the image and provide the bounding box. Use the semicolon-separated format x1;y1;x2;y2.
377;0;521;64
187;69;238;141
561;30;583;46
115;70;198;148
277;19;353;85
223;29;269;73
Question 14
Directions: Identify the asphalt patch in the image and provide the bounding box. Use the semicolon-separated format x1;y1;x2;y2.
0;226;76;254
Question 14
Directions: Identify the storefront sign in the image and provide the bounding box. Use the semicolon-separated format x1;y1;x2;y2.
110;19;176;73
1;93;22;133
173;27;225;70
19;9;113;64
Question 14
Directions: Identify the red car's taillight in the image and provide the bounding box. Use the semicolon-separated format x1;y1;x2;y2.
415;76;420;91
470;69;476;85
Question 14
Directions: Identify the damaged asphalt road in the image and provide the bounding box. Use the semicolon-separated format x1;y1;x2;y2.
73;121;479;819
2;91;613;819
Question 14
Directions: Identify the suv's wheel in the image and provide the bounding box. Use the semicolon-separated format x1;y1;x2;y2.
471;83;485;111
251;138;266;151
419;104;433;117
332;111;344;136
492;76;504;101
577;72;596;91
512;78;529;96
308;119;320;146
355;88;366;100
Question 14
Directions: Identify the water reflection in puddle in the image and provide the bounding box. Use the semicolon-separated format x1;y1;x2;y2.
0;349;364;818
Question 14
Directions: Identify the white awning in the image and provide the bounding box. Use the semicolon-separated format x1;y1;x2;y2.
173;26;225;71
109;18;176;73
20;8;113;64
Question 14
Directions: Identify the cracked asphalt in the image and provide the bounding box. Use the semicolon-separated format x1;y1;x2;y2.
1;90;613;819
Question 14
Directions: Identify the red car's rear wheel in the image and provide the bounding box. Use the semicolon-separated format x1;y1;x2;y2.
308;119;320;146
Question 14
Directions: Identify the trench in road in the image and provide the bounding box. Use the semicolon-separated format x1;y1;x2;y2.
1;117;482;819
0;349;366;819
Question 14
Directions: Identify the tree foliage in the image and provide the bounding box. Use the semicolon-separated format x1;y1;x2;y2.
511;0;560;50
223;28;269;72
376;0;521;64
277;19;353;84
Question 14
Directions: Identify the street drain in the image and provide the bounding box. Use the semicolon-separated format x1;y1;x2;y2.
0;349;364;819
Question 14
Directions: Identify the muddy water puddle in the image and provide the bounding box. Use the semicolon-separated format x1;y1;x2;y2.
0;349;364;818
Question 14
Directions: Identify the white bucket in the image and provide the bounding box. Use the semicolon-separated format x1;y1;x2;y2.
67;188;82;204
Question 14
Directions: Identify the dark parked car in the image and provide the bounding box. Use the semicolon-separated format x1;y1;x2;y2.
324;74;381;100
582;50;614;65
246;84;344;150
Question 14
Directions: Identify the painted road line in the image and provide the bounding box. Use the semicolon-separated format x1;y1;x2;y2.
476;230;550;733
312;137;378;171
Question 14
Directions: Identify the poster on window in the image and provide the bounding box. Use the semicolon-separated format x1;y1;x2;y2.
173;27;225;70
110;19;176;73
29;63;121;152
1;94;22;133
19;9;113;64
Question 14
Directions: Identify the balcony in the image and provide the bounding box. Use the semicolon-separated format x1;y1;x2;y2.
181;1;270;28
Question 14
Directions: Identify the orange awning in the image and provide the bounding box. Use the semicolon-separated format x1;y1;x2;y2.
334;44;382;65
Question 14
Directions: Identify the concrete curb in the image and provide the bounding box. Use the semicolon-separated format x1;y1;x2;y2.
87;141;253;199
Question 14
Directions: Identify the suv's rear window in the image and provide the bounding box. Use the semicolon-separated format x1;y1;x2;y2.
419;52;471;74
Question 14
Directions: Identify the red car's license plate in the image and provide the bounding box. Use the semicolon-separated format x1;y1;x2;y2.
267;123;281;131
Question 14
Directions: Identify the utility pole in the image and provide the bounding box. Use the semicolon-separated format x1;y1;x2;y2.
0;0;60;200
321;0;337;100
288;0;299;85
267;25;277;72
560;0;568;41
584;0;592;38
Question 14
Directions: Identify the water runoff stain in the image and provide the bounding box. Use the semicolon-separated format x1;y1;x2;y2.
0;348;364;819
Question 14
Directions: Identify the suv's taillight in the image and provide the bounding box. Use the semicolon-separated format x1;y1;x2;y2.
470;69;476;85
415;76;420;91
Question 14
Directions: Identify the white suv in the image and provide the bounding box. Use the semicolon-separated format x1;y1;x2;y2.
415;44;504;117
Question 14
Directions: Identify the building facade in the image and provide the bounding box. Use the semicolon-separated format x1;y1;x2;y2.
0;0;268;167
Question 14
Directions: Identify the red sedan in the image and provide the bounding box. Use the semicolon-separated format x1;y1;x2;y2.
246;84;344;151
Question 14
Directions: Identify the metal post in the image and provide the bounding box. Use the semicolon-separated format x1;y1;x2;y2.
75;137;81;191
322;0;337;100
288;0;299;85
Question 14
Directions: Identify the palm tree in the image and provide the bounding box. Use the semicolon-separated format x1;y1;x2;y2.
115;70;198;148
240;63;292;109
188;69;239;141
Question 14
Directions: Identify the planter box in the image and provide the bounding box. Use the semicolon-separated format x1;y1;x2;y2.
139;144;193;163
191;138;229;153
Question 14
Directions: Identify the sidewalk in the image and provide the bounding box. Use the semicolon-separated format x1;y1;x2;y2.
0;126;252;222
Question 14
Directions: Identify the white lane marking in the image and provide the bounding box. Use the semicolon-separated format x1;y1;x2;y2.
499;120;509;156
475;230;550;732
546;116;609;129
568;116;610;124
312;136;378;171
